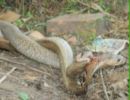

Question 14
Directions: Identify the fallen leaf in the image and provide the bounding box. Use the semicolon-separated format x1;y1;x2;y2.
0;37;15;51
28;31;45;40
110;78;128;91
23;71;38;81
23;75;38;81
108;71;128;83
0;10;20;22
43;82;51;88
67;36;77;45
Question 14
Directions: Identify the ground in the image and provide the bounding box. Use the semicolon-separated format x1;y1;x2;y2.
0;0;128;100
0;44;128;100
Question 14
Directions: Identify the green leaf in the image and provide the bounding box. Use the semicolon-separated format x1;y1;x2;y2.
19;92;29;100
26;11;33;18
15;19;24;27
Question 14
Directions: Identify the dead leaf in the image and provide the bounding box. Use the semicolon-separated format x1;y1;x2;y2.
43;82;51;88
0;37;15;51
23;71;38;81
67;36;77;45
0;10;20;22
110;78;128;90
108;71;128;83
28;31;45;40
24;75;38;81
107;71;128;91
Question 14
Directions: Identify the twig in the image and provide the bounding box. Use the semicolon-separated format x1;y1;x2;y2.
0;67;16;84
0;56;51;76
0;57;26;66
91;3;117;19
0;71;21;81
77;0;90;7
77;1;117;19
100;69;110;100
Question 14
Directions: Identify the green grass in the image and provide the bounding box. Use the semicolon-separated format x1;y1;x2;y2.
62;0;80;13
0;0;5;5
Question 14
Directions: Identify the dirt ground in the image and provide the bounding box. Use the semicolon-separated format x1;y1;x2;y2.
0;35;128;100
0;0;128;100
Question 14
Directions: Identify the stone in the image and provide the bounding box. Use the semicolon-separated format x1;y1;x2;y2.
47;13;112;44
47;13;110;36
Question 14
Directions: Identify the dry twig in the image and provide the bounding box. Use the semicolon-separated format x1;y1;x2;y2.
0;57;26;66
0;67;16;84
100;69;110;100
91;3;117;19
0;56;51;76
77;1;117;19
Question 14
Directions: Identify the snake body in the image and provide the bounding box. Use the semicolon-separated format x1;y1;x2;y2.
0;21;62;67
0;21;87;94
0;21;126;95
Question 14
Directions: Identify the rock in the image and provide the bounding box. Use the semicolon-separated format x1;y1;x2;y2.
47;13;110;36
47;13;111;44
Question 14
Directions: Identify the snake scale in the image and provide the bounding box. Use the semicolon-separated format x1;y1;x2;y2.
0;20;126;95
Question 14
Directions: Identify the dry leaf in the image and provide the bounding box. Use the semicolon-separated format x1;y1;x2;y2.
23;71;38;81
110;78;128;90
0;37;15;51
67;36;77;45
28;31;45;40
23;75;38;81
0;10;20;22
43;82;51;88
108;71;128;83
